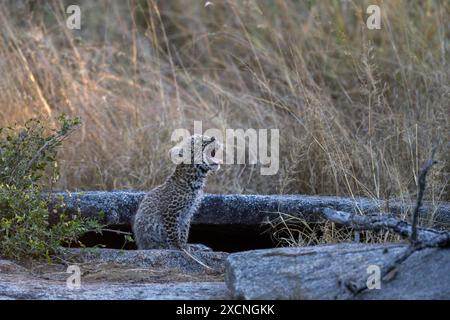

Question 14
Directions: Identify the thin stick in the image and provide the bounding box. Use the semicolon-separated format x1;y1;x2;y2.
411;146;437;242
181;248;217;272
100;229;133;236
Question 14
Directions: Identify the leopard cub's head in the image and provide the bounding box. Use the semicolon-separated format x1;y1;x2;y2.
170;134;222;172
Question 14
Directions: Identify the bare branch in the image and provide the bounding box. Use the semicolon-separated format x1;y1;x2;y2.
323;207;450;296
411;146;438;243
322;148;447;297
346;243;425;295
322;208;450;246
24;123;80;176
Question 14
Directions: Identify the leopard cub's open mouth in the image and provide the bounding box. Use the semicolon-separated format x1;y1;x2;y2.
206;143;222;167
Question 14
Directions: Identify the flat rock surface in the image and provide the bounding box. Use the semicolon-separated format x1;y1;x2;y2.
0;273;229;300
225;243;450;300
63;248;229;273
0;249;231;300
3;244;449;300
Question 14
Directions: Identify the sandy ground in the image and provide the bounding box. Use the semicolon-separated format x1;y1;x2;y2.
1;259;224;284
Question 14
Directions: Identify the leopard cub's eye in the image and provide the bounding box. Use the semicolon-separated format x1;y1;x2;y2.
211;149;216;157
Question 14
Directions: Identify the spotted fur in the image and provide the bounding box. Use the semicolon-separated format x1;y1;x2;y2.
133;135;221;250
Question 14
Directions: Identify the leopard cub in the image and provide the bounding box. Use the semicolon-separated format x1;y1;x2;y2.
133;134;221;251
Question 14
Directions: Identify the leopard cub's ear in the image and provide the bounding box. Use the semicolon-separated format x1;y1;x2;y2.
170;146;184;158
169;145;186;165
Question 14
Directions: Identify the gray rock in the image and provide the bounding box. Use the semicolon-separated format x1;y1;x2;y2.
63;248;228;273
0;259;27;273
0;274;230;300
48;191;450;228
0;249;231;300
225;243;450;300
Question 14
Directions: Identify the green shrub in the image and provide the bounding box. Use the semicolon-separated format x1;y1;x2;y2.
0;115;101;261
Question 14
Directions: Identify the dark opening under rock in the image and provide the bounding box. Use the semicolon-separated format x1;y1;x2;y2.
75;224;276;252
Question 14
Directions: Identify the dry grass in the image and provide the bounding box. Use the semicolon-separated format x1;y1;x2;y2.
0;1;448;244
267;212;403;247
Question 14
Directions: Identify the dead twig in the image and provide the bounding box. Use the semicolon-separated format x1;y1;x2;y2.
24;123;80;176
322;147;444;297
322;209;450;246
411;146;437;243
323;207;450;295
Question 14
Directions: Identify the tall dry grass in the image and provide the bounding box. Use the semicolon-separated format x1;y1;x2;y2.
0;0;448;208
